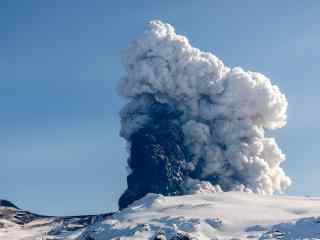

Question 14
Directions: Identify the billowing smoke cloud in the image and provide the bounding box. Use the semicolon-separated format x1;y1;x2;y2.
118;20;291;209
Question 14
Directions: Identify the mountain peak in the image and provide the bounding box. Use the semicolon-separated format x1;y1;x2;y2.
0;199;19;209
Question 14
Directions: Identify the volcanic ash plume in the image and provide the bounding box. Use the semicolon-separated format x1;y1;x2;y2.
118;20;291;209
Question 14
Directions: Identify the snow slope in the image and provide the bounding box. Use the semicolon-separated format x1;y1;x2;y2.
81;192;320;240
1;192;320;240
0;206;111;240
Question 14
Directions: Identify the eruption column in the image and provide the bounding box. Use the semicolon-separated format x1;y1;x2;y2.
118;20;291;209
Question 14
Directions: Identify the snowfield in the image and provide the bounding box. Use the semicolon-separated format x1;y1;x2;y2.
81;192;320;240
2;192;320;240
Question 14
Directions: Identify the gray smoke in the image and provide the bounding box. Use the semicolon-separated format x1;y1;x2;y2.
119;20;291;197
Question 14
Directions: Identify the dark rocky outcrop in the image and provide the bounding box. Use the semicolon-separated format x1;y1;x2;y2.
170;233;194;240
153;232;194;240
0;199;19;209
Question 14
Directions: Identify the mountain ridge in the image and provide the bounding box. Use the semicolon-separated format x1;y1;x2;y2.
2;192;320;240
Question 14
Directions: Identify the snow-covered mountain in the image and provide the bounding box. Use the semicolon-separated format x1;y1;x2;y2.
1;192;320;240
0;200;112;240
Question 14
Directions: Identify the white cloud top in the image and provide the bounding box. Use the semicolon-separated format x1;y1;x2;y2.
119;20;291;194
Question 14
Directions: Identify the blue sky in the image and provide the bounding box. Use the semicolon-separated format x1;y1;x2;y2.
1;1;320;215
